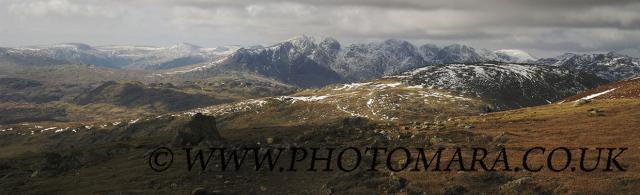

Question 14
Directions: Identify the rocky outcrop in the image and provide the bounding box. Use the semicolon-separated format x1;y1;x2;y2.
173;113;222;146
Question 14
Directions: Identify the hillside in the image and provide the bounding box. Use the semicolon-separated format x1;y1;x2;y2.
399;64;606;109
191;80;485;129
564;77;640;101
72;81;228;112
0;79;295;125
0;82;639;194
537;52;640;81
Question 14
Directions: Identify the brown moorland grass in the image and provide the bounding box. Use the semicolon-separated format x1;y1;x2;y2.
399;98;640;194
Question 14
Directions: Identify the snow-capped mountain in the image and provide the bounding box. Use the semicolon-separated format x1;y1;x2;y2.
0;47;69;66
14;35;639;89
397;64;605;109
2;43;240;69
168;35;542;87
433;44;487;64
212;35;344;87
2;36;541;80
427;45;536;64
536;52;640;81
333;39;427;81
494;49;537;63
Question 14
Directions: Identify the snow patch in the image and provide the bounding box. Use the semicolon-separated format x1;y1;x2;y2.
580;88;617;100
277;95;330;103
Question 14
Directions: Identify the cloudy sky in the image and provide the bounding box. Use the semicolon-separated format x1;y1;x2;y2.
1;0;639;57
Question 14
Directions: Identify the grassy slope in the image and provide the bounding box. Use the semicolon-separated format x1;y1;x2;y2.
1;72;639;193
396;98;640;194
1;96;639;193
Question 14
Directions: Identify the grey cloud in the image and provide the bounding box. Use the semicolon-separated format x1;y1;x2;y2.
160;0;639;11
1;0;640;57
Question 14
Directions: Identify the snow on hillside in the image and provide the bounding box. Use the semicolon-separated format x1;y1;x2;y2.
539;52;640;81
181;80;480;123
399;63;604;109
580;88;617;100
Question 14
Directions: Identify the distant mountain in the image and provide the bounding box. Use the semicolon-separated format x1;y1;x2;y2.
166;35;540;87
536;52;640;81
211;36;344;88
2;36;546;87
433;44;487;64
0;47;69;66
398;64;606;109
2;43;240;69
11;35;640;88
494;49;537;63
333;39;427;81
427;45;536;64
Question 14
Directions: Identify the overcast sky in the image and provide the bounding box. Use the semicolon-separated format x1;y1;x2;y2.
1;0;640;57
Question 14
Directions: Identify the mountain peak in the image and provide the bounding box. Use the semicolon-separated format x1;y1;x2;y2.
282;35;340;46
494;49;537;62
284;35;317;43
169;42;201;50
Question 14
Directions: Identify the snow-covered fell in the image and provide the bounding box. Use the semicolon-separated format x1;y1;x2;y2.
4;43;240;69
397;63;605;109
536;52;640;81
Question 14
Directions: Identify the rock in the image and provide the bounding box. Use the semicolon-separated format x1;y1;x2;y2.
464;124;475;129
588;108;605;116
174;113;222;146
191;187;209;195
265;137;274;144
499;177;533;194
573;99;591;107
480;105;494;113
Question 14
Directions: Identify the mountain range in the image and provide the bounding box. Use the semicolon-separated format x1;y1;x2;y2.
0;43;239;69
2;35;640;88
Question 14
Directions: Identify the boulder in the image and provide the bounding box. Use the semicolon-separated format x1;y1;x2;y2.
191;187;209;195
573;99;591;107
174;113;222;146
